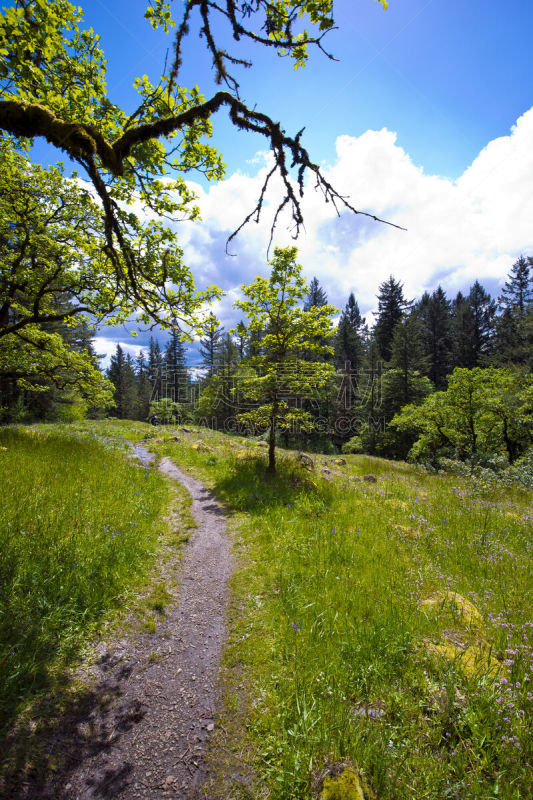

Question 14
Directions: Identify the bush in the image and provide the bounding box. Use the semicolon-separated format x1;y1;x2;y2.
342;435;363;454
503;447;533;489
149;398;182;424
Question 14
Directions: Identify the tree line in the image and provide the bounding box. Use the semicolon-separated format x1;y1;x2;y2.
100;252;532;467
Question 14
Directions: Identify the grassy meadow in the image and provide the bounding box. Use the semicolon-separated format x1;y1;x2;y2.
1;418;531;799
147;423;532;800
0;422;178;739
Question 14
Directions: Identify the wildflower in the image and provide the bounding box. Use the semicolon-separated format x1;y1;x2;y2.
135;491;140;495
330;527;336;535
292;621;301;633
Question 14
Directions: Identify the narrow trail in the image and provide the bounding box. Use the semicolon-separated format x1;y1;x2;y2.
19;446;233;800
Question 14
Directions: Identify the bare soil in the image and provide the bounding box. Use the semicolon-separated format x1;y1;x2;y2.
3;446;233;800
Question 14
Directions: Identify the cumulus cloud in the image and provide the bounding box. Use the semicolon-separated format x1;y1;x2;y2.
95;107;533;357
93;337;144;369
178;107;533;323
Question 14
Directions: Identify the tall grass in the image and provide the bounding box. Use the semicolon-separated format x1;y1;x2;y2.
152;425;533;800
0;427;168;733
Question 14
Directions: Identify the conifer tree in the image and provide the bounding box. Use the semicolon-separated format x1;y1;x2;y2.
451;291;476;368
200;313;223;377
304;277;328;311
164;328;189;404
415;286;452;388
234;321;248;360
107;345;138;419
499;255;532;316
468;280;497;363
148;337;163;400
135;349;152;420
386;314;430;408
334;293;365;371
493;256;533;365
374;276;408;362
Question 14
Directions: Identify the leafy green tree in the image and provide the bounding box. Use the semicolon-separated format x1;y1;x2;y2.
234;246;336;473
1;0;395;405
391;367;533;465
0;0;391;307
374;275;409;362
0;137;207;409
0;324;113;410
149;398;182;424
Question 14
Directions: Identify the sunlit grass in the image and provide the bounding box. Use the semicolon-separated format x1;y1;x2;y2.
4;418;529;797
150;424;533;800
0;426;169;734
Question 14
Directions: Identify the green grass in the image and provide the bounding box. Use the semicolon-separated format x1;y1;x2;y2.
148;424;533;800
0;425;170;735
3;419;530;798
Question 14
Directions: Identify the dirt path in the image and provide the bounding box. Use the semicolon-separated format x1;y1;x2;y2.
10;446;233;800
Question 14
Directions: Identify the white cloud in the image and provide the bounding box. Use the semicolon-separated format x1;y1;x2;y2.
177;107;533;323
93;337;143;369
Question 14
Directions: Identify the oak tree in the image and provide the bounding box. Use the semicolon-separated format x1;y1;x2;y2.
234;246;335;473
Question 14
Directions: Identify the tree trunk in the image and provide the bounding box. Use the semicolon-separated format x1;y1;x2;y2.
268;405;277;474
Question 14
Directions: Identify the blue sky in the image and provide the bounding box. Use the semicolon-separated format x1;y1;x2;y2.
28;0;533;364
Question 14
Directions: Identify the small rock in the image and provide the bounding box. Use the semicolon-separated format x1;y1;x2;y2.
192;441;212;453
257;441;268;448
206;722;215;731
363;473;377;483
296;452;314;470
352;701;386;719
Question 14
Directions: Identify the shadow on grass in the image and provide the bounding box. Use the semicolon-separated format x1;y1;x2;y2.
211;454;334;514
0;651;144;800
